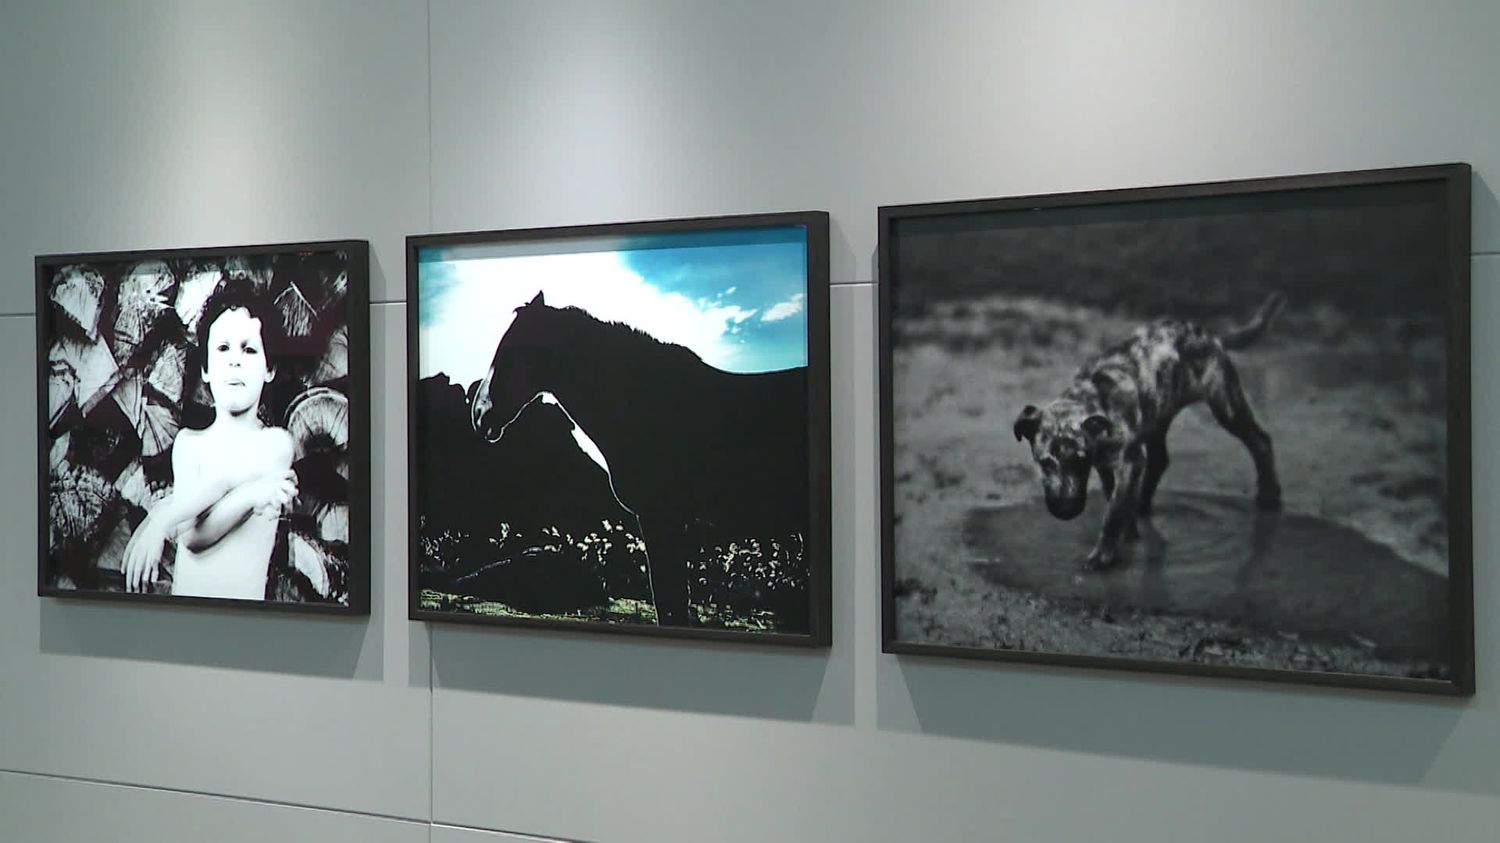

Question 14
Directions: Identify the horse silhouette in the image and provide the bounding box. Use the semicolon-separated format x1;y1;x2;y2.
416;380;649;608
470;290;810;628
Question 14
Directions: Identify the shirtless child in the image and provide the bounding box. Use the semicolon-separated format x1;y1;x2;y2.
122;277;324;600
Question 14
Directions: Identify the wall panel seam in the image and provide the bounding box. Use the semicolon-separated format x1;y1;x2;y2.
429;631;436;827
0;767;430;826
430;820;591;842
426;0;435;236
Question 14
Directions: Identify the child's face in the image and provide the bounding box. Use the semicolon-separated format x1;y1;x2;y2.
203;307;273;416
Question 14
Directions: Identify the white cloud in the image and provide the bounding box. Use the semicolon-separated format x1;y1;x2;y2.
419;251;758;386
761;292;805;322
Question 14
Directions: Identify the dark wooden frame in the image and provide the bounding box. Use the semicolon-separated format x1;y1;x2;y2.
407;211;832;647
878;164;1474;695
36;239;372;616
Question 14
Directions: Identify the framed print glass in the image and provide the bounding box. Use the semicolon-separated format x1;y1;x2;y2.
880;165;1473;694
37;240;370;614
409;211;831;646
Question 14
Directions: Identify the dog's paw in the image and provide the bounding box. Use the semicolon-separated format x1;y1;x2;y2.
1083;548;1118;571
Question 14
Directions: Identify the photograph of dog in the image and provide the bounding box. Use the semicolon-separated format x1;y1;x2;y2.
884;168;1468;686
1011;291;1285;571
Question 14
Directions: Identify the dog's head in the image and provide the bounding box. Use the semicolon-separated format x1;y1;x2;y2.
1013;402;1115;520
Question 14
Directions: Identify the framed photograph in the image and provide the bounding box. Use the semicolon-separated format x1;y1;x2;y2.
880;164;1473;694
408;211;831;645
37;240;370;614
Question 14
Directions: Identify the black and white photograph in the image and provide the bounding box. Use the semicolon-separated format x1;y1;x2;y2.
408;212;831;645
37;240;370;614
880;165;1473;694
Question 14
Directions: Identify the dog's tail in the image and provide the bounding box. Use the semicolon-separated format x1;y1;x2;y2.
1220;292;1286;350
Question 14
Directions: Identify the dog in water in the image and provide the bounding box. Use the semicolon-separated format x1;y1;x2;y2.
1012;293;1285;570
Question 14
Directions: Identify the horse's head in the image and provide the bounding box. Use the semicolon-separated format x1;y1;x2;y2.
471;290;556;443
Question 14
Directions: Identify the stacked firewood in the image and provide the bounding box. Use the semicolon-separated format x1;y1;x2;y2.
44;251;354;604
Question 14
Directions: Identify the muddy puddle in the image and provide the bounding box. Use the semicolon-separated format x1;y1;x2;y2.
963;491;1449;662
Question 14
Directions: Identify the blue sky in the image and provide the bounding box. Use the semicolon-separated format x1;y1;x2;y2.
418;226;809;387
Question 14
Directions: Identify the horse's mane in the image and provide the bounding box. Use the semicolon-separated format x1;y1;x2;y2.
543;304;707;369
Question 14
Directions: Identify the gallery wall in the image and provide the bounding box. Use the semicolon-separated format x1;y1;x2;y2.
2;1;1497;841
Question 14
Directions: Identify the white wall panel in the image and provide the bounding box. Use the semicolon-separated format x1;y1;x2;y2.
428;0;1499;283
0;0;433;823
0;305;432;819
0;772;427;843
426;0;865;284
0;0;430;307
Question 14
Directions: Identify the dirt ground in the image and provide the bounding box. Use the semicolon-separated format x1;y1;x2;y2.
890;295;1453;680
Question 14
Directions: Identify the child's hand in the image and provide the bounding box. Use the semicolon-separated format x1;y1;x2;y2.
246;470;298;518
121;516;167;593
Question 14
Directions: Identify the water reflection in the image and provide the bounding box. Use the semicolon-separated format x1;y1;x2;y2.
963;491;1448;662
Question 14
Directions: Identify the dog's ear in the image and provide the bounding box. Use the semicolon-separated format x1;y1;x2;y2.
527;290;546;307
1013;405;1041;443
1081;414;1114;442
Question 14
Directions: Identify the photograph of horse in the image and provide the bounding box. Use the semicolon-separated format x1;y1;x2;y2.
469;291;808;627
410;214;829;642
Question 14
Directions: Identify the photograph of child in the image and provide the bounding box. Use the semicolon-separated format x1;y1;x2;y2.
38;242;367;612
122;279;304;599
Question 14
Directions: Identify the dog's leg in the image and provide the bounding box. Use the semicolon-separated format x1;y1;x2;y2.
1096;463;1116;500
1140;433;1169;516
1094;462;1140;540
1094;456;1142;540
1206;358;1281;511
1086;450;1145;570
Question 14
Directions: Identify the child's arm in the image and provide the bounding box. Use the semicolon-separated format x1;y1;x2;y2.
178;469;296;552
121;430;294;592
123;434;221;593
140;477;240;540
176;429;296;553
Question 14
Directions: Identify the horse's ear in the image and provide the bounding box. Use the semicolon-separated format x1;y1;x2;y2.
528;290;545;307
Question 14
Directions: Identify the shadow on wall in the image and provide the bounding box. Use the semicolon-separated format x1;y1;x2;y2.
430;624;849;725
39;598;377;680
1475;168;1500;253
876;655;1492;794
